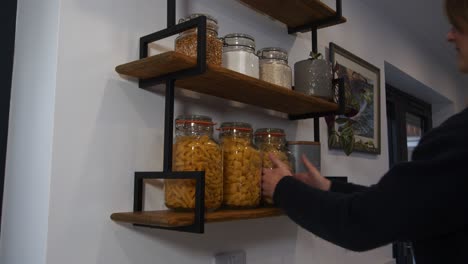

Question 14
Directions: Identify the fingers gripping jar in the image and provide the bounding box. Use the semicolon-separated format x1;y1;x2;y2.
257;47;292;89
165;115;223;211
175;13;223;66
254;128;293;205
219;122;262;208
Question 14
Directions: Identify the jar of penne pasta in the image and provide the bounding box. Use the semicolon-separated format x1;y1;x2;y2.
219;122;261;208
165;115;223;211
254;128;293;205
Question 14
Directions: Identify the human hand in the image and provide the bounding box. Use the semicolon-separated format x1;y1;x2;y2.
293;154;331;191
262;153;293;201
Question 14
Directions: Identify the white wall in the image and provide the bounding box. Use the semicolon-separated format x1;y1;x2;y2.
0;0;59;264
2;0;466;264
45;0;297;264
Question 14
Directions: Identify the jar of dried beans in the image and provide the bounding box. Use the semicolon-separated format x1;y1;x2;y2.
254;128;293;205
257;47;292;89
219;122;261;208
175;13;223;66
165;115;223;211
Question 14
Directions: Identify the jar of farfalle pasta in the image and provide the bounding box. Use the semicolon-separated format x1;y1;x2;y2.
254;128;293;205
165;115;223;211
219;122;261;208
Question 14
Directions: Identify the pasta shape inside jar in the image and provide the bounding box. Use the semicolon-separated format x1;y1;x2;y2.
165;116;223;211
222;136;262;208
254;128;292;205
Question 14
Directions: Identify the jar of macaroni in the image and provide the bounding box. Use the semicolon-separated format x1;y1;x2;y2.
219;122;261;208
257;47;292;89
175;13;223;66
165;115;223;211
254;128;293;205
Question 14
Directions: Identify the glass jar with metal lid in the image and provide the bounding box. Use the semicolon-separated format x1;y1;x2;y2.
257;47;292;89
219;122;261;208
222;33;259;78
254;128;293;204
165;115;223;211
174;13;223;65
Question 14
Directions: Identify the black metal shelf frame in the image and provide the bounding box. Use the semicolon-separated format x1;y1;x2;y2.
287;0;343;34
129;0;346;233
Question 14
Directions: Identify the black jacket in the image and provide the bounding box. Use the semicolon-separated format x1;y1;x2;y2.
274;108;468;263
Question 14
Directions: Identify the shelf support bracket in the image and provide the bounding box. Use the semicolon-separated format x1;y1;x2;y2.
138;15;207;88
287;0;343;34
133;171;206;233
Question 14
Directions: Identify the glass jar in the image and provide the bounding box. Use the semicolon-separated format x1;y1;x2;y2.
165;115;223;211
219;122;261;208
257;47;292;89
254;128;293;205
222;33;259;78
174;13;223;66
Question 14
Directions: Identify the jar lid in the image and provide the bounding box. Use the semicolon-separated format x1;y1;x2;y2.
254;128;285;137
178;13;218;25
219;122;253;132
175;115;215;125
257;47;288;61
223;33;255;50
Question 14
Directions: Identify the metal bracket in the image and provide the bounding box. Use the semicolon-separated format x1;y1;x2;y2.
287;0;343;34
138;15;208;88
288;78;345;120
133;171;206;233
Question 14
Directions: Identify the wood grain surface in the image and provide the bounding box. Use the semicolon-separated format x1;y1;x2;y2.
237;0;346;29
111;207;284;227
115;51;339;115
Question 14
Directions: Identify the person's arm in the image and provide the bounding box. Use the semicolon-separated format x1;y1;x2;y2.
329;180;369;193
273;120;468;251
292;154;369;193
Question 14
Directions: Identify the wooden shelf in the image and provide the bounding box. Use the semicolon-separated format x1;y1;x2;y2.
237;0;346;30
111;207;283;227
116;51;339;116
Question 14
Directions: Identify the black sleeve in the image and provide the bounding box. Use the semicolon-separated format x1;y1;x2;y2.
273;113;468;251
330;180;369;193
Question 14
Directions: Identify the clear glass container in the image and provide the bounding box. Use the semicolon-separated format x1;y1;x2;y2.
222;33;259;78
254;128;293;205
257;47;292;89
175;13;223;65
219;122;261;208
165;115;223;211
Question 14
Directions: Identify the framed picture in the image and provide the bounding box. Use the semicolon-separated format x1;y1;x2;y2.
327;43;381;155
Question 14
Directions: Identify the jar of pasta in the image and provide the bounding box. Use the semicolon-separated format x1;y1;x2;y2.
219;122;261;208
254;128;293;205
165;115;223;211
175;13;223;66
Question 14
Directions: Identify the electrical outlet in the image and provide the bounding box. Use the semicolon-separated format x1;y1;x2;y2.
214;250;246;264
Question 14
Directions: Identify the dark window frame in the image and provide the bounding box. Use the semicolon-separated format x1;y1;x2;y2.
386;83;432;264
1;0;18;233
386;84;432;165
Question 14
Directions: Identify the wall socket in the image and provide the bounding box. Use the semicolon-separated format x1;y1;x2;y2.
214;250;246;264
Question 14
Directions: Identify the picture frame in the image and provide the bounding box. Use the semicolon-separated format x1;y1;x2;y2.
327;43;381;155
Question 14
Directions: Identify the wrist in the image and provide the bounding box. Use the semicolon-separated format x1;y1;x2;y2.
321;178;331;191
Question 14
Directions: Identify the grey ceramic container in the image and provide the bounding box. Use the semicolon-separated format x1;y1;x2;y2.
294;57;333;99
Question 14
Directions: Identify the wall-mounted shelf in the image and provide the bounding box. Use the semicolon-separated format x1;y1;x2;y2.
111;207;283;228
116;51;339;117
237;0;346;33
111;0;347;234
